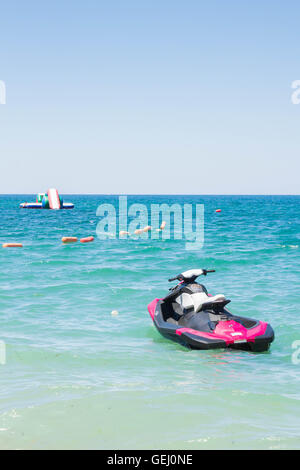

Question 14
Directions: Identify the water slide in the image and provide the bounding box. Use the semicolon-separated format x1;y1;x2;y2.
47;188;61;210
20;189;74;209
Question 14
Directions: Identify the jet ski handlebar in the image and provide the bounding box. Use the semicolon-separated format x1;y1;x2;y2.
168;269;215;282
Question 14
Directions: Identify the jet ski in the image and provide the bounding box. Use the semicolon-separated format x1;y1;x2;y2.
148;269;274;352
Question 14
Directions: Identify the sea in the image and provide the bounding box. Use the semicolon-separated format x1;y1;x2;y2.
0;194;299;449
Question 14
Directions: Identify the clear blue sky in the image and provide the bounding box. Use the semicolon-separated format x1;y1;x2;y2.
0;0;299;194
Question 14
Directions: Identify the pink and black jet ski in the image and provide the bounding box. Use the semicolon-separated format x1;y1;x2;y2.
148;269;274;352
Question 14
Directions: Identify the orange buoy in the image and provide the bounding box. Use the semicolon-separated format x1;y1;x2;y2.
62;237;78;243
80;236;94;243
134;229;143;235
2;243;23;248
215;209;222;213
156;221;166;232
143;225;152;232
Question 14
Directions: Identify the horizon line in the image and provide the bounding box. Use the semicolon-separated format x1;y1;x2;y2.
1;193;299;197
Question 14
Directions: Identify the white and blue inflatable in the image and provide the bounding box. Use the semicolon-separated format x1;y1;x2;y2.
20;189;74;209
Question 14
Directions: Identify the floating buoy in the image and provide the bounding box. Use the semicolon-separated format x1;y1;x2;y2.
111;310;119;316
143;225;152;232
80;236;94;243
156;221;167;232
215;209;222;213
134;229;143;235
119;231;129;236
62;237;78;243
2;243;23;248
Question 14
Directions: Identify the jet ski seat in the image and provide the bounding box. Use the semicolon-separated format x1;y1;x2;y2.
175;291;229;313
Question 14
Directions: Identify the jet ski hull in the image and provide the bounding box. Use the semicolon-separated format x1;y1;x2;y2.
148;299;274;352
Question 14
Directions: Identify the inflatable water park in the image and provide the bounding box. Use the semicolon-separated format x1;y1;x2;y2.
20;188;74;209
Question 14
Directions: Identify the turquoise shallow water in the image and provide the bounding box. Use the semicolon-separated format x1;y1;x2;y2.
0;195;299;450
